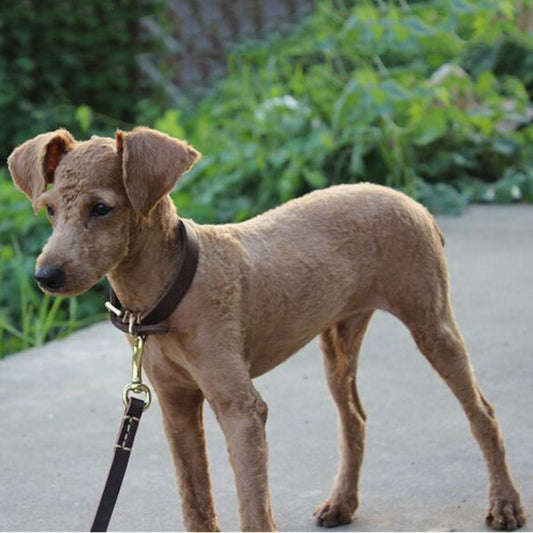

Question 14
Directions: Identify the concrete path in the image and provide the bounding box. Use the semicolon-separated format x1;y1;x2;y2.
1;205;533;532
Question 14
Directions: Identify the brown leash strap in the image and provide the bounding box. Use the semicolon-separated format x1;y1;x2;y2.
90;397;145;532
108;219;199;337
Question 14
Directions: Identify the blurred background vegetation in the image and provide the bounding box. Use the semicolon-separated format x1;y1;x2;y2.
1;0;533;357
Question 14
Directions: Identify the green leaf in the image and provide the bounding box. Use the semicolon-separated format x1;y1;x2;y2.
414;109;448;146
303;169;326;188
349;144;366;177
417;182;466;215
154;109;185;138
75;105;92;133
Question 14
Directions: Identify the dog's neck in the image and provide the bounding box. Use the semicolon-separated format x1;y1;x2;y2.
107;197;184;312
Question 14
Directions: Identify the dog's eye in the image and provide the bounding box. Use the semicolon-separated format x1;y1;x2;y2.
46;205;55;217
91;203;113;217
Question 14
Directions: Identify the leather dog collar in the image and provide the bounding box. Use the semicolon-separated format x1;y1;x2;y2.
106;219;199;337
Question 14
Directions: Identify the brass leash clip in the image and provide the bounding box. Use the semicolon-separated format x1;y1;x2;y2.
106;300;152;411
122;335;152;411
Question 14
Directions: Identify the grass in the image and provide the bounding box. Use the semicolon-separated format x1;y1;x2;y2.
0;229;106;358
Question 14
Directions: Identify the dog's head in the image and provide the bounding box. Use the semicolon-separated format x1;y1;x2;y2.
8;127;200;296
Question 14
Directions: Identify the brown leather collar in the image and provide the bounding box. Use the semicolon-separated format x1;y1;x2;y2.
107;219;199;337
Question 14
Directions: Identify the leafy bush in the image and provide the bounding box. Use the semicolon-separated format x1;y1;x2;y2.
0;0;165;163
2;0;533;357
157;0;533;222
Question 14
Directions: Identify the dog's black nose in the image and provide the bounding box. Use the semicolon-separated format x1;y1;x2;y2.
34;265;66;291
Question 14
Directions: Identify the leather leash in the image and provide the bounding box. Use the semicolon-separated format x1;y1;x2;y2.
91;397;144;532
90;219;199;532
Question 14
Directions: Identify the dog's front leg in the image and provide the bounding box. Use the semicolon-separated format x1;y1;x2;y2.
155;384;220;532
203;369;276;532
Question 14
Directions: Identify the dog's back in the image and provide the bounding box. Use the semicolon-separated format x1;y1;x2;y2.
203;183;445;376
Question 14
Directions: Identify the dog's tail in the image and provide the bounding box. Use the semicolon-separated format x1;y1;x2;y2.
432;218;445;247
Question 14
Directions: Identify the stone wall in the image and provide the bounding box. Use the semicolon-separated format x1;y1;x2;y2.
140;0;314;102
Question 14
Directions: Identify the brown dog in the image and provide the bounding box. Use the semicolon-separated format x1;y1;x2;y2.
8;127;525;531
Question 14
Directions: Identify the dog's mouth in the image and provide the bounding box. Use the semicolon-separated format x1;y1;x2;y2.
36;281;93;298
34;267;95;297
35;279;71;296
36;280;58;294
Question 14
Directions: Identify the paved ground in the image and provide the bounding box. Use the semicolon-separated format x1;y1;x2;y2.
1;205;533;532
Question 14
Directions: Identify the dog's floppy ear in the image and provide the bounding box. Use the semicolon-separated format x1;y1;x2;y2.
116;127;201;217
7;129;76;202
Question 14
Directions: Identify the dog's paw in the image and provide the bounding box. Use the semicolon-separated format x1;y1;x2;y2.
485;494;526;531
313;499;353;528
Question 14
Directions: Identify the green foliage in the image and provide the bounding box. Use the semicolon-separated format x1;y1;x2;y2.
164;0;533;222
0;0;166;162
2;0;533;357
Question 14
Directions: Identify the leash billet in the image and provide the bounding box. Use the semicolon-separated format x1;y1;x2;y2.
90;220;199;531
90;334;150;532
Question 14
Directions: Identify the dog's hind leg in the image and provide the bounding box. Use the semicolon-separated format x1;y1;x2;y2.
401;298;525;531
314;311;373;527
